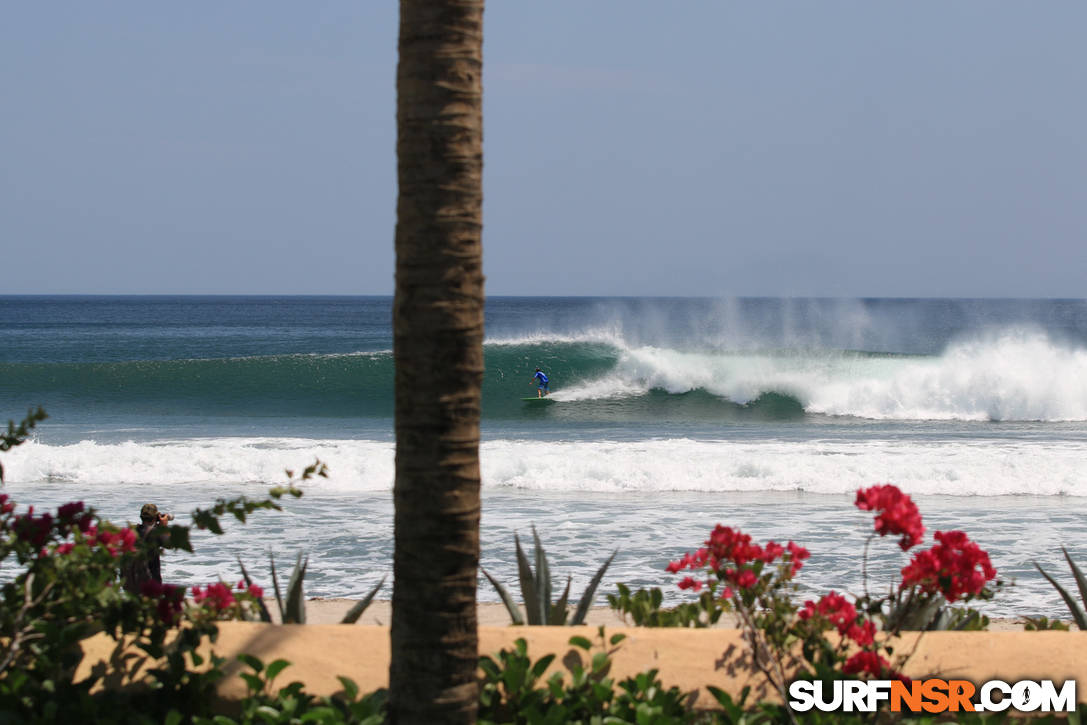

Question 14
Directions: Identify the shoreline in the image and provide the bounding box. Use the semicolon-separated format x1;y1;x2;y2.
287;598;1036;632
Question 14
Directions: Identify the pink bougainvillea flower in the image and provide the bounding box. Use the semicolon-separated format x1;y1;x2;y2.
677;576;703;592
842;650;890;677
87;526;138;557
193;582;236;612
855;484;925;550
14;507;54;548
798;591;873;642
901;530;996;602
54;501;92;532
761;541;785;563
786;541;810;575
141;581;185;626
731;569;758;590
847;620;877;647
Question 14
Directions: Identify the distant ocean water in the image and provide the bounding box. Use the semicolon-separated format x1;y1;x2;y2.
2;295;1087;618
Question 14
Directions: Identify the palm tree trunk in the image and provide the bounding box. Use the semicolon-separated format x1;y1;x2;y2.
390;1;484;722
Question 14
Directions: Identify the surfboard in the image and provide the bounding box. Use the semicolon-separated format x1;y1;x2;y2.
521;397;554;402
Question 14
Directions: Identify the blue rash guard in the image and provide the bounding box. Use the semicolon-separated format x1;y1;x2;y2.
533;370;549;391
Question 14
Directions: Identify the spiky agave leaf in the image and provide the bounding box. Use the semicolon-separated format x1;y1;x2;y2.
482;568;525;625
514;533;541;625
283;552;308;624
269;552;286;622
340;576;386;624
549;576;572;625
1035;561;1087;630
1062;547;1087;615
531;526;551;626
570;549;617;626
237;555;272;622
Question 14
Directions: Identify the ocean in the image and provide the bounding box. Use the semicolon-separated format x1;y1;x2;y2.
2;295;1086;619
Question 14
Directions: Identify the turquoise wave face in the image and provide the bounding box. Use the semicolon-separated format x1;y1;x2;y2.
0;341;808;422
6;327;1086;424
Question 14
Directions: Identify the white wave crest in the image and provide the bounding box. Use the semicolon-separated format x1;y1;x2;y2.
556;329;1087;421
5;435;1086;497
3;438;394;490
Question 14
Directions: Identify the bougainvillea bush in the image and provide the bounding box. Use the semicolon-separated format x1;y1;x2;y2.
613;484;999;715
0;408;310;722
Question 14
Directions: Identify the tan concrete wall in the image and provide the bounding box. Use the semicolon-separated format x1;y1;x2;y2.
77;624;1087;710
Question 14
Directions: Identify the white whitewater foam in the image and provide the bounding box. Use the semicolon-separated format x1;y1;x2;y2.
554;329;1087;421
6;436;1086;497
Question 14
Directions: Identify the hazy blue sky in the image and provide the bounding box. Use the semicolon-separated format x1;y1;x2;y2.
3;3;1085;297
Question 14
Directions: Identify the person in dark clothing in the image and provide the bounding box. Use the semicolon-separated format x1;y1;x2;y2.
123;503;171;593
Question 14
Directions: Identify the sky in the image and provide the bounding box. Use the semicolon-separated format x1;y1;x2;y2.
2;2;1086;297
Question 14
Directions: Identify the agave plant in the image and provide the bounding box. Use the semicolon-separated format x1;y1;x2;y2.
1034;547;1087;630
238;552;385;625
881;587;988;632
482;526;616;626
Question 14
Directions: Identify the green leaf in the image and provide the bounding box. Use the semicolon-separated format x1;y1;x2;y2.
341;576;386;624
532;526;552;626
549;577;572;625
238;555;273;622
237;653;264;672
569;635;592;651
531;653;556;680
284;552;308;624
571;549;617;626
482;568;525;625
269;552;286;621
239;673;263;692
1035;562;1087;630
336;675;360;701
265;658;291;681
515;533;541;625
1063;547;1087;614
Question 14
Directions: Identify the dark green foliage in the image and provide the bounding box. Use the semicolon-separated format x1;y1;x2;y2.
483;525;616;626
0;407;333;722
1024;615;1070;631
478;628;690;724
192;655;386;725
608;583;726;628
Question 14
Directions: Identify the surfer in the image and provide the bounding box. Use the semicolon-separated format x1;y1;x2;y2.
532;367;550;397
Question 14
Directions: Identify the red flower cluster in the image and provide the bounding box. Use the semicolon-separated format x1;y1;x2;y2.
13;506;54;548
140;581;185;626
901;530;996;602
193;582;236;612
0;493;16;515
56;501;92;532
666;525;810;591
83;525;138;557
236;579;264;599
797;592;875;646
842;650;891;677
855;484;925;550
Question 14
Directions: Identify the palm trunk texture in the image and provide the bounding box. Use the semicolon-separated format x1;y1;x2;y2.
390;1;484;722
